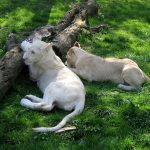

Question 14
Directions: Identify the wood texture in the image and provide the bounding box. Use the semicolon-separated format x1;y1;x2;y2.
0;34;23;100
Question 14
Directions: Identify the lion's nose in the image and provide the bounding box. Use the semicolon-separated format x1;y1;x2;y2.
65;61;68;66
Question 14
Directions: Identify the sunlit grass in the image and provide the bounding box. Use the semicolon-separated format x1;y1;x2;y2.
0;0;150;149
0;8;34;29
48;3;68;25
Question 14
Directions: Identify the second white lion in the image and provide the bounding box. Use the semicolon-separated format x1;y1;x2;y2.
66;42;149;91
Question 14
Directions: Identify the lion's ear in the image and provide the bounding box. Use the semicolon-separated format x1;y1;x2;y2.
74;41;81;48
67;48;75;57
70;49;75;55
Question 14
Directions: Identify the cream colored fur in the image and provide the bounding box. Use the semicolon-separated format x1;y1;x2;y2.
66;42;150;91
20;39;85;132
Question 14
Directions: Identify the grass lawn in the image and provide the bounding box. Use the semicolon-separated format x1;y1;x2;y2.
0;0;150;149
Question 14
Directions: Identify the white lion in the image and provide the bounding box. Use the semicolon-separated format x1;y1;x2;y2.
66;42;150;91
20;39;85;132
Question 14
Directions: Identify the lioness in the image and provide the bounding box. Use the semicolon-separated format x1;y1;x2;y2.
20;39;85;132
66;42;150;91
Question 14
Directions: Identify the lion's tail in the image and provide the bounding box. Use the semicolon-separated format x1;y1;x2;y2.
32;100;85;132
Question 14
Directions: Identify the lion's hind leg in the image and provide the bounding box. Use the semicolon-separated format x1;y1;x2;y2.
118;65;144;91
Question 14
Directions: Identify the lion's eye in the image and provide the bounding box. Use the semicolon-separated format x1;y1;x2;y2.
31;51;35;54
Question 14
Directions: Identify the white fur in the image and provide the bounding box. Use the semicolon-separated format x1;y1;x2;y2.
66;42;150;91
20;39;85;132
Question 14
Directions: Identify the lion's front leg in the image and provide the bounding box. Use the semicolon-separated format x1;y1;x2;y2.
25;95;42;103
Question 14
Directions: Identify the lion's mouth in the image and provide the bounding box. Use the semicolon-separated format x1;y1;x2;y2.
24;60;31;65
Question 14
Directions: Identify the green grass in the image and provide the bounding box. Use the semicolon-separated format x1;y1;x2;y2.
0;0;150;149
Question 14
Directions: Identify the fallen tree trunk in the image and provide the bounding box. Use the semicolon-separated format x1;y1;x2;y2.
0;34;23;100
0;0;100;100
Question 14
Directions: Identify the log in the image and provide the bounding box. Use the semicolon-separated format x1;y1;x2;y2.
0;34;23;100
0;0;100;99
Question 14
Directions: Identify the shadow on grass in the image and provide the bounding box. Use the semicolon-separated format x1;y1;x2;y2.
102;0;150;23
0;0;150;149
123;102;150;131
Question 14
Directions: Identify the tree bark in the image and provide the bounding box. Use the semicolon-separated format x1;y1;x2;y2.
0;34;23;100
0;0;100;99
52;10;87;59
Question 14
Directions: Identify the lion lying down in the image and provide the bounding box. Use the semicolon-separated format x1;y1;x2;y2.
66;42;150;91
20;39;85;132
